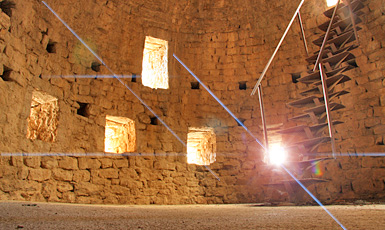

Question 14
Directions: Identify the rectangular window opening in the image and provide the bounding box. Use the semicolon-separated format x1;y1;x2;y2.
27;90;59;142
141;36;169;89
326;0;338;7
187;127;216;166
105;115;136;154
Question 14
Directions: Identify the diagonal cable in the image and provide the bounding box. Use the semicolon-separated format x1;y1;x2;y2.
41;1;219;181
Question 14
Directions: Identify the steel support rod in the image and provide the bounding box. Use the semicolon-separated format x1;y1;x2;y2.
319;63;336;159
257;85;269;160
344;0;360;45
251;0;306;96
297;11;309;56
313;0;341;72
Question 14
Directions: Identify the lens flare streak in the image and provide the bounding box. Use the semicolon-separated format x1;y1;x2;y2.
41;1;219;181
0;152;186;157
281;165;347;230
173;55;347;229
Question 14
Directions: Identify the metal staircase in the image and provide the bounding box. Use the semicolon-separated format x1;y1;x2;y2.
257;0;367;204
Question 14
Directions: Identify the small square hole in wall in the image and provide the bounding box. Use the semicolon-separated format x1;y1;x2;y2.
27;90;59;142
0;65;12;82
191;82;200;89
91;62;101;72
46;40;57;53
187;127;216;166
150;116;158;125
0;0;16;17
77;102;90;117
131;74;137;83
237;118;246;126
105;115;136;153
239;81;247;90
291;73;301;83
141;36;169;89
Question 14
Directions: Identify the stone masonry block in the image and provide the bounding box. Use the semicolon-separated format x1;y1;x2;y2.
98;168;119;179
28;168;51;182
52;168;73;181
113;159;129;168
58;157;78;170
41;157;58;169
78;158;101;170
72;170;91;182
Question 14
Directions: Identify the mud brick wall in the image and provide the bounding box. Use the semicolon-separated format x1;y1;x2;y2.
0;0;384;204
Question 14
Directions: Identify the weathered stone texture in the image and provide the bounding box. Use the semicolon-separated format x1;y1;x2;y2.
0;0;384;205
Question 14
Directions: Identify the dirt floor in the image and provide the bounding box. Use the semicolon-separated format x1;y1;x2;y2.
0;201;384;229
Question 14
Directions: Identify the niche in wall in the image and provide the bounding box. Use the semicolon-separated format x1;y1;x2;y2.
26;90;59;142
187;127;216;165
141;36;169;89
104;115;136;154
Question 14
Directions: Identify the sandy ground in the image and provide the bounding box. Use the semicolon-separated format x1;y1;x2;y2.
0;201;384;229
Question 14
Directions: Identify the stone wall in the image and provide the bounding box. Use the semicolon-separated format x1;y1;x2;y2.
0;0;384;204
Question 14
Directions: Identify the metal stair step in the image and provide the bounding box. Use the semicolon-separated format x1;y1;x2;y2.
287;90;349;108
312;30;359;48
306;44;358;64
291;136;331;148
300;75;351;95
277;120;343;135
318;13;363;32
289;103;345;121
298;66;348;84
286;157;333;169
265;178;329;189
319;50;355;67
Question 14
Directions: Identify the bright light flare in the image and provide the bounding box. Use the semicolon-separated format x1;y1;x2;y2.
268;145;287;166
326;0;338;7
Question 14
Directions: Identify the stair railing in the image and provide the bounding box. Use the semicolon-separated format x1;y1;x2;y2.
313;0;341;71
319;63;337;158
251;0;307;95
251;0;307;153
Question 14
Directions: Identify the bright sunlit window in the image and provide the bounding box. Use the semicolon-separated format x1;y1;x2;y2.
26;90;59;142
187;127;216;166
268;144;287;166
141;36;169;89
326;0;338;7
104;115;136;154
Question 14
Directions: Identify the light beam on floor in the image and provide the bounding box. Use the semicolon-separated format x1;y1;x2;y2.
173;54;266;151
281;165;347;230
41;1;219;181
